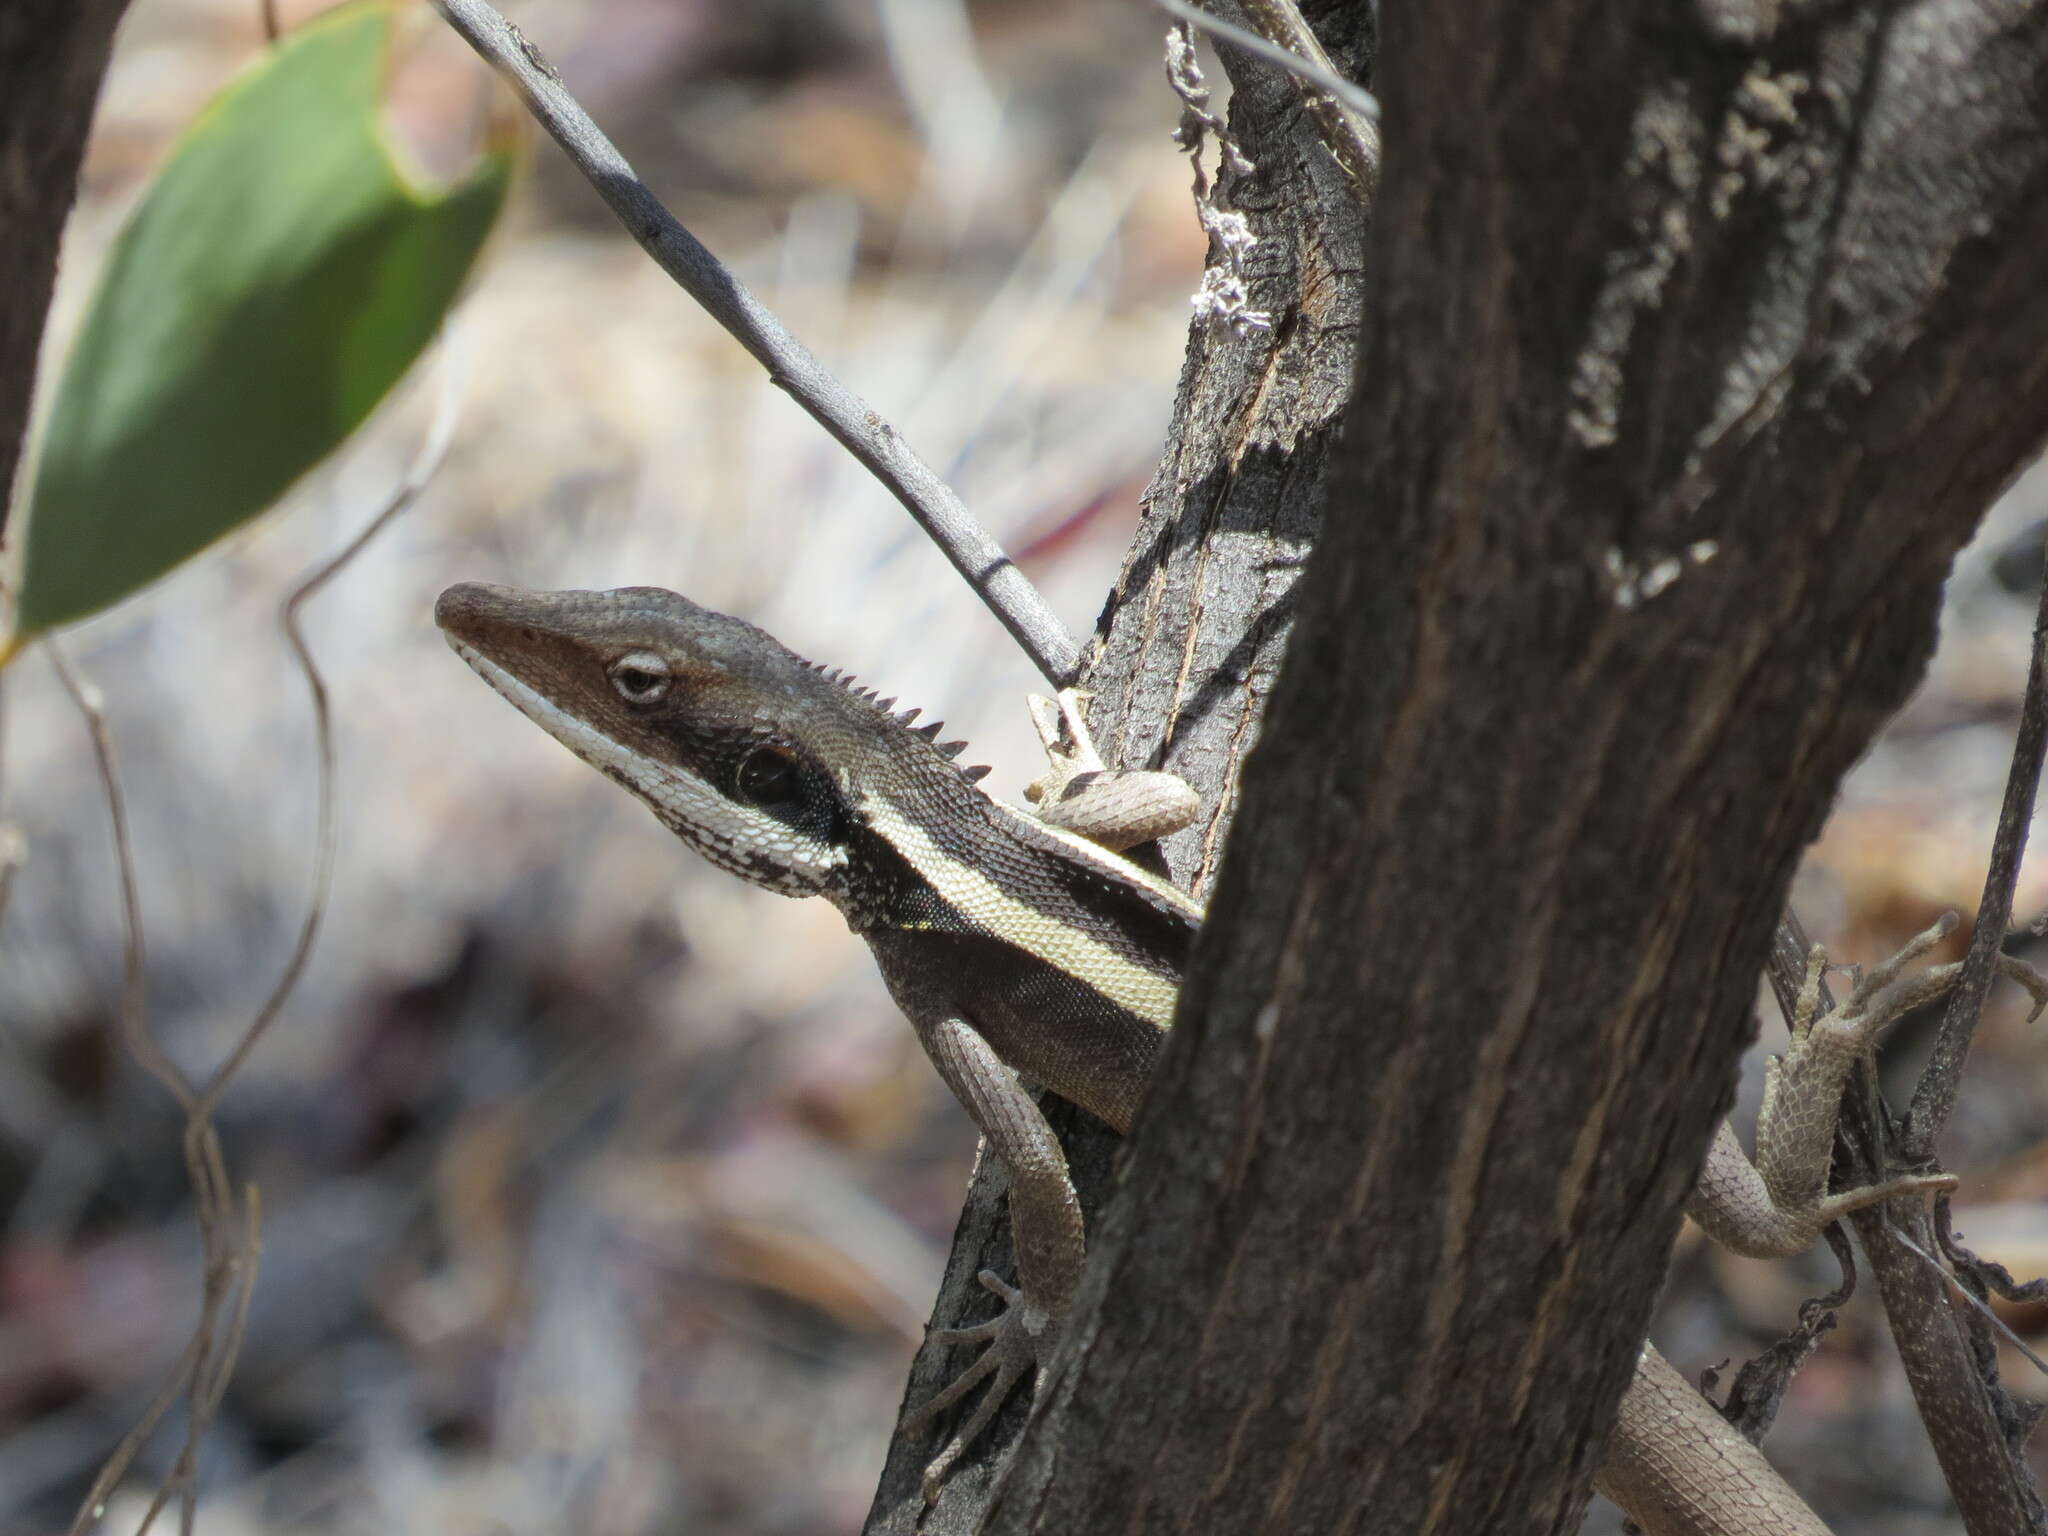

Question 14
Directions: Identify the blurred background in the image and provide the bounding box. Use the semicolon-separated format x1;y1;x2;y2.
1;2;2044;1532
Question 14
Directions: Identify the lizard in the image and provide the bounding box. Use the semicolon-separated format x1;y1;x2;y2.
436;579;2025;1535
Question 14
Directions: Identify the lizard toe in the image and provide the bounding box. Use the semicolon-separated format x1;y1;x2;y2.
906;1270;1056;1503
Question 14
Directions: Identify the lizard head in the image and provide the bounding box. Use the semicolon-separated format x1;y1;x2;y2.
436;581;930;897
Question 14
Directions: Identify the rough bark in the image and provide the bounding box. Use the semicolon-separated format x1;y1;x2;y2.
860;4;1374;1529
981;2;2048;1534
0;0;131;533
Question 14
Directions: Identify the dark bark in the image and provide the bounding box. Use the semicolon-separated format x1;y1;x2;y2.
860;4;1374;1530
980;2;2048;1534
0;0;131;534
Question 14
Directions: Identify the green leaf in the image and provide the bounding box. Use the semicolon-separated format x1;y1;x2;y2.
8;0;514;647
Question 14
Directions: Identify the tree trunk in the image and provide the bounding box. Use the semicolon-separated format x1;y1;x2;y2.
861;3;1374;1528
0;0;131;532
983;2;2048;1533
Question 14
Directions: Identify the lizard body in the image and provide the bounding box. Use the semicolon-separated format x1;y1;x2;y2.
437;581;1978;1535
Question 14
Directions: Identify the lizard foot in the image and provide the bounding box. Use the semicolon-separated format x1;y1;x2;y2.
1023;689;1198;851
903;1269;1057;1503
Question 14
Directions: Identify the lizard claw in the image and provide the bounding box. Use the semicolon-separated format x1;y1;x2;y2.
904;1269;1055;1504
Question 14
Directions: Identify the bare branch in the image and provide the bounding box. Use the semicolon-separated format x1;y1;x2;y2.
428;0;1082;687
1905;527;2048;1157
1903;1215;2048;1385
45;639;228;1534
1156;0;1380;193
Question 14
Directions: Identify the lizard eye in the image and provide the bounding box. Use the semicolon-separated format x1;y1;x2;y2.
608;652;671;705
732;746;803;808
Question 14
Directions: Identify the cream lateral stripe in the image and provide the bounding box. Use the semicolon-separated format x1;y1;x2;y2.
861;797;1182;1030
450;642;847;875
986;800;1204;921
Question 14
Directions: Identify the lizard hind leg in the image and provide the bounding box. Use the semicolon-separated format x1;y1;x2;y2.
1689;914;2048;1258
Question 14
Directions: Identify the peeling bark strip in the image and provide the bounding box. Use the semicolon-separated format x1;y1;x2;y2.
975;2;2048;1533
0;0;132;536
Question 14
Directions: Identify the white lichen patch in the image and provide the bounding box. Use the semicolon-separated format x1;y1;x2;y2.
1191;206;1273;335
1606;538;1722;609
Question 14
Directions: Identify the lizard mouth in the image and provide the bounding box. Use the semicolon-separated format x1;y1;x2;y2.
442;636;620;773
444;636;544;719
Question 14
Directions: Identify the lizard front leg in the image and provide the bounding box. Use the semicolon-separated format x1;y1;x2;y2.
900;1011;1086;1503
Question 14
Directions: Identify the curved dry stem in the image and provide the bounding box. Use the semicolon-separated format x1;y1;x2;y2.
46;641;191;1114
49;638;208;1536
62;343;466;1532
195;335;469;1114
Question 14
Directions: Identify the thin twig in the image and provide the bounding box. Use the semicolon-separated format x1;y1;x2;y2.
1200;0;1380;192
1905;534;2048;1158
50;636;245;1534
59;345;467;1533
1153;0;1381;124
47;639;222;1535
45;643;189;1113
1893;1220;2048;1383
168;349;466;1528
64;1329;211;1536
429;0;1081;687
196;333;469;1114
